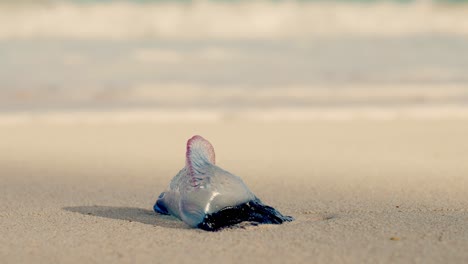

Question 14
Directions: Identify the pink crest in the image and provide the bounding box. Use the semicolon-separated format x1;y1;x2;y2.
186;135;216;177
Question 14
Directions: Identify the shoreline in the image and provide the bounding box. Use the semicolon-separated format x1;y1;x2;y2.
1;105;468;124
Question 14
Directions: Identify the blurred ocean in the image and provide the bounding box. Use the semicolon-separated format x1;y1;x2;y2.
1;0;468;121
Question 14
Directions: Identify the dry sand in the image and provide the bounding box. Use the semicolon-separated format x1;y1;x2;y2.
1;119;468;263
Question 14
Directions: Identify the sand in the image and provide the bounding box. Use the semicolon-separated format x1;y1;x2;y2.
1;119;467;263
2;1;467;263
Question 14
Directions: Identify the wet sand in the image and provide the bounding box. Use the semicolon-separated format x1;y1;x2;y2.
1;119;467;263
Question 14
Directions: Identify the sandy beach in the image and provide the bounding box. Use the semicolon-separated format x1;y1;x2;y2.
1;119;467;263
1;0;468;262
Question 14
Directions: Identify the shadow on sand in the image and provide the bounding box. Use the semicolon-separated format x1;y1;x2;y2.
63;206;189;230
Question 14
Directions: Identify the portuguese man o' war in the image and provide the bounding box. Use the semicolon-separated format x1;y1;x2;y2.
154;135;293;231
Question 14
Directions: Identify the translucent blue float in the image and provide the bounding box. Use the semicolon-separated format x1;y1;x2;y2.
154;135;293;231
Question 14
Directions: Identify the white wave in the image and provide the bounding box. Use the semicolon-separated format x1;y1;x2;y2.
1;2;468;40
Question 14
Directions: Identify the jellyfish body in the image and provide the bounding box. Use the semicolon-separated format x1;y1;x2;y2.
154;135;293;231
